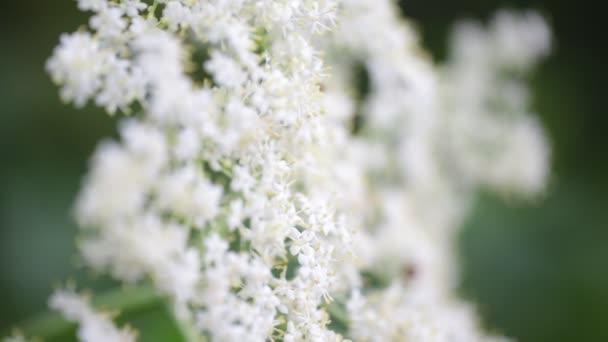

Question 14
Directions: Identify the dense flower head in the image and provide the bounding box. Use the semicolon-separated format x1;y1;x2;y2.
44;0;551;341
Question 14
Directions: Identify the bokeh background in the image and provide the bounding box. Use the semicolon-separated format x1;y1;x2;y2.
1;1;606;341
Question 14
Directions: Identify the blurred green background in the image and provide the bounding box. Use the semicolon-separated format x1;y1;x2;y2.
1;1;606;341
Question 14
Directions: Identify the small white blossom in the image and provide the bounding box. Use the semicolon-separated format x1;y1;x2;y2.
49;290;136;342
163;1;189;31
90;6;127;40
121;0;147;17
47;32;107;107
77;0;107;12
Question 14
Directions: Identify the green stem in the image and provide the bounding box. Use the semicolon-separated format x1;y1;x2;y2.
164;303;207;342
12;285;162;340
147;0;159;20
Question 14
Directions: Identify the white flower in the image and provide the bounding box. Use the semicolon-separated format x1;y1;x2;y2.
77;0;107;12
205;51;247;89
47;0;551;340
174;127;201;161
46;32;107;107
121;0;147;17
76;141;151;225
155;164;223;227
80;215;201;302
227;199;245;230
49;290;136;342
95;57;145;113
163;1;189;31
443;11;552;196
492;10;552;69
90;6;127;40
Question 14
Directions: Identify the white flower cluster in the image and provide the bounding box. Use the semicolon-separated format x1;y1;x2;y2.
49;290;136;342
441;10;552;194
316;3;551;341
45;0;551;341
